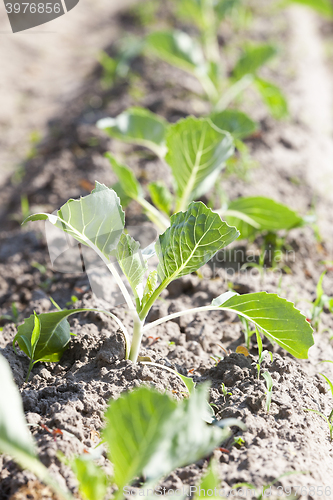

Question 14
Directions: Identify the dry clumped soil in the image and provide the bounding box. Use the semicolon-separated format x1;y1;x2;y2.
1;2;333;499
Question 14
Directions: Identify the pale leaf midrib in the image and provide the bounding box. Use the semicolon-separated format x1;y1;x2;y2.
179;124;208;208
162;212;219;283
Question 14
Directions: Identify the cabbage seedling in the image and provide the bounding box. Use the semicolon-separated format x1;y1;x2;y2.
13;304;133;382
0;352;240;500
98;114;234;220
24;312;40;382
21;183;314;367
0;302;19;324
98;111;305;239
144;9;288;119
69;383;241;499
221;382;232;401
232;436;245;448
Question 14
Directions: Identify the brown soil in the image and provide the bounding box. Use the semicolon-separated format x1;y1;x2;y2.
1;2;333;499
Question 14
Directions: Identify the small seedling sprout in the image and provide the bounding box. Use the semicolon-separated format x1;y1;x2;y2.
255;326;273;380
232;436;245;448
66;295;79;307
262;371;273;413
25;312;41;383
0;302;19;324
240;316;255;349
31;261;47;275
221;382;232;401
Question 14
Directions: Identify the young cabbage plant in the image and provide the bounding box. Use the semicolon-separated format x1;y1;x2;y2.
144;17;288;119
0;352;240;500
97;106;259;185
172;0;241;65
103;383;241;499
98;35;146;89
69;383;238;500
21;183;314;368
98;114;235;226
98;111;305;239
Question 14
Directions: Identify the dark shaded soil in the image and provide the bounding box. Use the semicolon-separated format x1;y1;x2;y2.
1;2;333;499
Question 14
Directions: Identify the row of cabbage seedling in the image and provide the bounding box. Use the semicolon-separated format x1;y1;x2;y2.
2;0;333;498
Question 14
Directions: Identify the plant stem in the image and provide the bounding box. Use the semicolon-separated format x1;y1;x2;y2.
139;281;169;321
214;74;254;112
25;359;34;383
142;305;216;332
104;260;136;312
141;305;276;343
137;197;170;232
128;314;144;362
197;72;219;103
217;208;260;229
